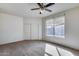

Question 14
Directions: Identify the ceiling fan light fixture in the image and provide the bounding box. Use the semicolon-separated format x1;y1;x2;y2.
39;10;44;14
40;10;43;13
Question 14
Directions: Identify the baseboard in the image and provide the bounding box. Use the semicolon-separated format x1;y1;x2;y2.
0;39;25;46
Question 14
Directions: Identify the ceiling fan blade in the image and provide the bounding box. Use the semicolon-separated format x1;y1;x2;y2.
31;8;40;10
45;3;55;7
45;9;52;12
41;3;44;8
37;3;43;8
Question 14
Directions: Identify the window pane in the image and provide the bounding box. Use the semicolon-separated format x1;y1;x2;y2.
54;16;65;37
46;20;54;36
47;25;54;36
55;25;64;37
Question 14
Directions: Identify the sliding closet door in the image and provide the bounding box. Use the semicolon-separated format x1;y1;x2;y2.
38;24;42;40
24;23;42;40
24;24;31;40
31;24;38;40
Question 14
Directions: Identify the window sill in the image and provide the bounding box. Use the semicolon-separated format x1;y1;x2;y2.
55;36;64;38
46;35;54;37
46;35;64;38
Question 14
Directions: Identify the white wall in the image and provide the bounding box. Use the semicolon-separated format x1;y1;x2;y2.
42;7;79;50
0;13;23;45
23;17;42;40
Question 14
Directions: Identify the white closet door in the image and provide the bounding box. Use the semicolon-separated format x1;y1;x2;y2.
38;24;42;40
31;24;38;40
24;24;31;40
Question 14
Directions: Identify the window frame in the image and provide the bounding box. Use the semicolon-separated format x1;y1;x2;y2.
45;15;65;38
45;19;54;36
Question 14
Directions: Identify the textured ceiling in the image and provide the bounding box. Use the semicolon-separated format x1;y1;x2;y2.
0;3;79;18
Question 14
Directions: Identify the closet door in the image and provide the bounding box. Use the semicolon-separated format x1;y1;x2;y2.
38;24;42;40
24;24;31;40
31;24;38;40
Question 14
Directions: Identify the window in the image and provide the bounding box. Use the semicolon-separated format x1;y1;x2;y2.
55;25;64;37
46;16;65;38
46;20;54;36
54;16;65;37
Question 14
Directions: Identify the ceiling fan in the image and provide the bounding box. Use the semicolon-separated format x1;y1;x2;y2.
31;3;55;14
